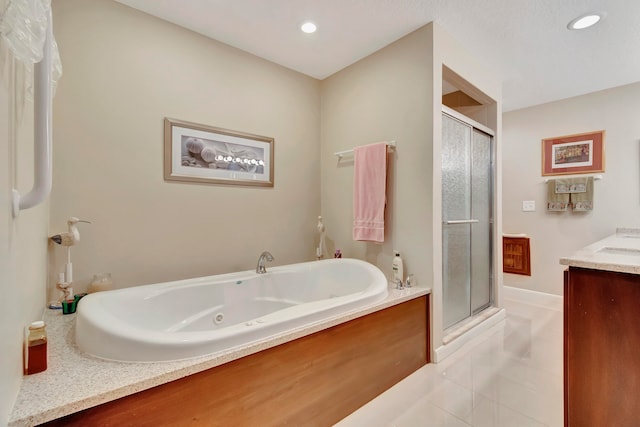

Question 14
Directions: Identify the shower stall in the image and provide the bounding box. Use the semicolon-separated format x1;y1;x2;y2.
441;109;494;331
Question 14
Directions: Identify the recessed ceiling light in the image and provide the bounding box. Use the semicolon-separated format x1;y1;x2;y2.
567;12;605;30
301;22;317;34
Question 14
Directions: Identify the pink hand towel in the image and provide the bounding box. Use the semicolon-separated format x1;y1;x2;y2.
353;142;387;243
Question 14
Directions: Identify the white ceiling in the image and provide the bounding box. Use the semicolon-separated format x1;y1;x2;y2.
114;0;640;111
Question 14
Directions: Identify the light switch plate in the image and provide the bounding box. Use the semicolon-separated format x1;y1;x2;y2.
522;200;536;212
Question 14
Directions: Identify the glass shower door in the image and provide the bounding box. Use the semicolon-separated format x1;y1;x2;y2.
442;113;493;330
442;115;472;328
470;128;492;315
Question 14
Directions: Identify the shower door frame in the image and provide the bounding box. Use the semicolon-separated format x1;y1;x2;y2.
441;107;496;332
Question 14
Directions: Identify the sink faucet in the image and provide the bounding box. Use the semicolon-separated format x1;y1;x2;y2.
256;251;274;274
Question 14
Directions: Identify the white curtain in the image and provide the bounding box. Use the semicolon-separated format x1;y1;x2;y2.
0;0;62;95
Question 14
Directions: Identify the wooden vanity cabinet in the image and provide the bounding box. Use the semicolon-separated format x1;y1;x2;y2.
564;267;640;426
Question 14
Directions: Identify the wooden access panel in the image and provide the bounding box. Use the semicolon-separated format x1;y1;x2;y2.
564;267;640;426
503;236;531;276
42;296;429;427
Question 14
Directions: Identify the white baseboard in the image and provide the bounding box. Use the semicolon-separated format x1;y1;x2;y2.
502;285;563;311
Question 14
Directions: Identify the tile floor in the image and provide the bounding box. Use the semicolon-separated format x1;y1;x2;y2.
335;293;563;427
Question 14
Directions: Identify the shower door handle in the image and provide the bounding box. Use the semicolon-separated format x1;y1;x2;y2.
444;219;479;225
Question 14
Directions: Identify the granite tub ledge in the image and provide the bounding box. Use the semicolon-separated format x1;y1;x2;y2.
9;284;429;427
560;228;640;275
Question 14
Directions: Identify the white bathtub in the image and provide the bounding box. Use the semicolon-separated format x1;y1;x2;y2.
75;258;388;362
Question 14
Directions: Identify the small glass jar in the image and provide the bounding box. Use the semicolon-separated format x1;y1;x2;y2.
406;274;416;288
24;321;47;375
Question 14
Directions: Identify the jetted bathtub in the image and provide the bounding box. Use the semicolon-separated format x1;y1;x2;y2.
75;258;388;362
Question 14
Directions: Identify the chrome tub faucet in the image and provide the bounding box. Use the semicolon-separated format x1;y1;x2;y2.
256;251;274;274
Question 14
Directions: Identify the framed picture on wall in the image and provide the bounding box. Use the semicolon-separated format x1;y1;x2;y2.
541;130;605;176
164;118;274;187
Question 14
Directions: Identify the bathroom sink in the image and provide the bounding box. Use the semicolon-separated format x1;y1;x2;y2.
597;247;640;256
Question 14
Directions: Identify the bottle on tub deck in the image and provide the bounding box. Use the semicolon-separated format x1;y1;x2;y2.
392;250;404;284
24;321;47;375
88;273;113;293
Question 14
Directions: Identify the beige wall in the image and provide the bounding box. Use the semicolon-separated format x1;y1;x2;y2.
0;21;49;426
50;0;321;293
503;81;640;295
321;24;437;347
321;23;502;353
320;25;435;291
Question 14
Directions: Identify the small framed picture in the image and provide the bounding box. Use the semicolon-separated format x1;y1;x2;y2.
541;130;605;176
164;118;274;187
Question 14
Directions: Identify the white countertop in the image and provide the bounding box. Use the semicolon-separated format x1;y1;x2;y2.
9;284;430;427
560;228;640;274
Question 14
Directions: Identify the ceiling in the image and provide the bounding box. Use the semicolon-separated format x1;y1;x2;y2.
114;0;640;112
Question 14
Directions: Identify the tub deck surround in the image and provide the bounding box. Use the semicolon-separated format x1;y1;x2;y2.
560;228;640;274
75;258;388;362
9;284;429;426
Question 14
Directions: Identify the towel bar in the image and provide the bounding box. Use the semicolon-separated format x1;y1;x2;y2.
11;9;54;217
543;174;602;183
334;141;396;158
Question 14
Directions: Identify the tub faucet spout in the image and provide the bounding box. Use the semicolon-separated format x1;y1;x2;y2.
256;251;274;274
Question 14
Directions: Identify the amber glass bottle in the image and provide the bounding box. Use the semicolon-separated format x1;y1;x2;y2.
24;321;47;375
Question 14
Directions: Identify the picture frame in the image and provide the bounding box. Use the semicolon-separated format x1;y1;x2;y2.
164;118;274;187
541;130;605;176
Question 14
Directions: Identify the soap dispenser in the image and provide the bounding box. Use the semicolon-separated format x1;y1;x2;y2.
392;250;404;284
